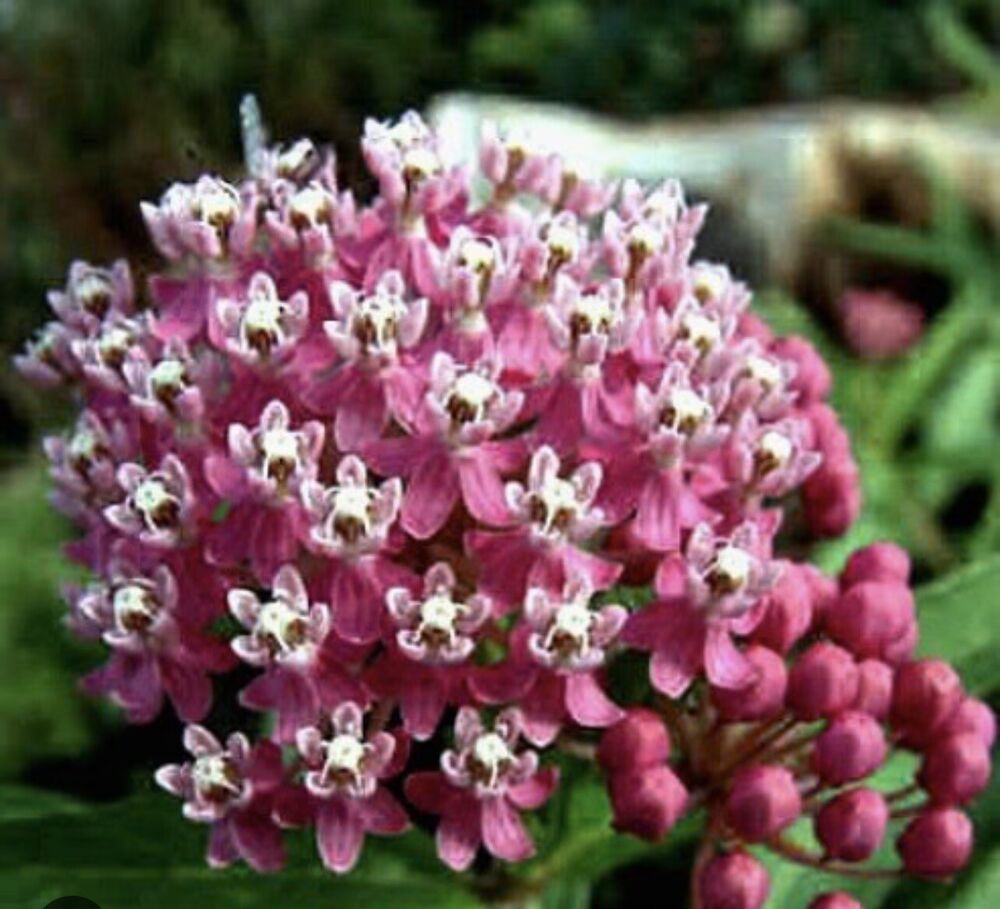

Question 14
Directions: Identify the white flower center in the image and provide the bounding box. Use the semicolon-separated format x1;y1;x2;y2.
69;428;99;463
473;733;513;783
448;371;497;422
546;223;580;261
710;545;753;594
192;754;241;798
532;476;581;536
419;593;461;636
289;185;332;228
643;190;680;224
663;387;712;435
133;478;177;523
459;239;496;274
388;119;426;149
195;184;240;227
75;271;113;313
692;269;725;304
244;294;284;337
113;583;157;631
324;734;366;776
277;139;319;179
403;146;441;180
628;221;663;255
572;293;614;335
353;292;404;354
255;599;306;653
150;359;187;394
262;428;299;469
757;430;793;471
553;601;592;639
744;354;781;389
680;312;722;352
98;326;132;362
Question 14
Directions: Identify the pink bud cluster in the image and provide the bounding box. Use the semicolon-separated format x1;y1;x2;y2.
17;110;989;901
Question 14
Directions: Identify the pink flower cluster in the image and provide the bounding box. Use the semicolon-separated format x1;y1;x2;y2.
18;110;989;902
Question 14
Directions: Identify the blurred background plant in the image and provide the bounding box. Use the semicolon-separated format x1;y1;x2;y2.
0;1;996;907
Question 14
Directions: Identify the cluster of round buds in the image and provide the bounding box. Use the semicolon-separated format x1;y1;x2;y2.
18;107;987;900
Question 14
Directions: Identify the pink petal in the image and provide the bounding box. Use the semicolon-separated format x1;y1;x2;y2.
458;453;512;526
161;661;213;723
401;675;448;741
633;471;683;552
230;812;285;873
437;800;482;872
565;672;624;728
704;625;758;690
330;563;381;644
316;799;365;873
508;767;559;811
405;771;454;815
360;787;410;835
401;449;460;539
481;796;534;863
206;821;239;868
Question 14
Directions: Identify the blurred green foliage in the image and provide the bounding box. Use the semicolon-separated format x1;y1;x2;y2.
0;1;998;906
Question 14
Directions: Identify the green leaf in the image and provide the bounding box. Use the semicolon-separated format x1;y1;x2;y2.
0;789;483;909
915;556;1000;694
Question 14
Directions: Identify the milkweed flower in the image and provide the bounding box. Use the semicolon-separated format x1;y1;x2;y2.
19;105;989;899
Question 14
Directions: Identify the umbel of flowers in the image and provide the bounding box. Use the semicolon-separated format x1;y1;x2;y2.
19;106;991;907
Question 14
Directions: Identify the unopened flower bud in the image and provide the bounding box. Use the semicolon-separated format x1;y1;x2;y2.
919;733;992;806
812;710;887;786
841;542;910;588
808;894;864;909
802;459;861;539
608;765;688;842
939;698;997;749
825;582;915;662
787;642;859;721
852;660;893;721
752;566;813;654
597;708;671;774
815;788;888;862
712;645;787;722
898;808;973;879
724;765;801;842
698;850;770;909
770;336;831;404
890;659;964;748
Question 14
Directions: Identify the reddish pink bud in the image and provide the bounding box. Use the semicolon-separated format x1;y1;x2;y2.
825;582;915;661
815;788;888;862
940;698;997;749
808;894;863;909
752;566;813;654
841;288;923;361
852;660;893;721
787;642;859;721
890;660;964;747
698;850;770;909
898;808;973;879
802;460;862;539
802;564;839;623
812;710;888;786
724;765;802;842
771;336;831;404
608;764;688;842
712;645;787;722
920;733;992;806
841;542;910;588
881;618;918;667
597;708;671;773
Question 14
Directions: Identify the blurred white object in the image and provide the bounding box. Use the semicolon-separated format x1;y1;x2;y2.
430;94;1000;285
